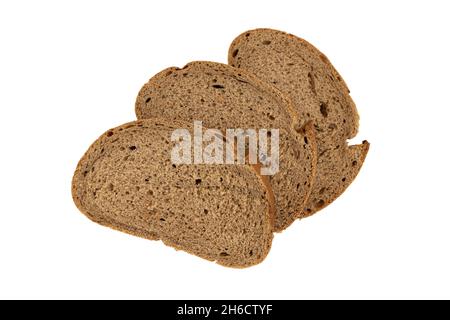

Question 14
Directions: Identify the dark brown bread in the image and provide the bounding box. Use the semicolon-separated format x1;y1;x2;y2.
228;29;369;217
72;118;274;268
135;61;317;231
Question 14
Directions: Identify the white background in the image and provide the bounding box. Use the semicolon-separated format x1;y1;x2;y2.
1;0;449;300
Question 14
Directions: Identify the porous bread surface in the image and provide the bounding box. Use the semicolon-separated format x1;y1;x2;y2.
228;29;369;216
135;61;317;231
72;118;273;268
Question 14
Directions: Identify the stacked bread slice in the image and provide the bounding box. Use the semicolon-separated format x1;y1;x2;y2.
72;119;274;268
72;28;369;268
135;61;316;232
228;29;369;217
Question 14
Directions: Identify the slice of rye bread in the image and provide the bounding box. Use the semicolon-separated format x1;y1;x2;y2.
228;29;370;217
72;118;275;268
135;61;317;232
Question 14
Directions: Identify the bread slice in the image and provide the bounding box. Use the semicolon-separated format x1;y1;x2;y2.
72;118;274;268
228;29;369;217
135;61;317;231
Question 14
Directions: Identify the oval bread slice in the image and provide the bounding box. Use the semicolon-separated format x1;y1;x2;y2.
72;118;274;268
135;61;317;231
228;29;369;217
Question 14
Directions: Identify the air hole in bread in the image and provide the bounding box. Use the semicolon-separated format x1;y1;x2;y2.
245;33;250;37
172;164;177;168
182;73;188;77
129;146;137;151
262;40;271;45
232;49;239;57
145;97;151;104
304;136;308;144
320;102;328;117
249;250;253;256
203;209;208;215
195;179;202;185
315;199;325;208
159;218;165;222
220;252;230;257
267;114;275;121
308;72;316;95
342;177;346;182
106;131;114;137
319;187;326;195
352;160;357;166
212;84;225;89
